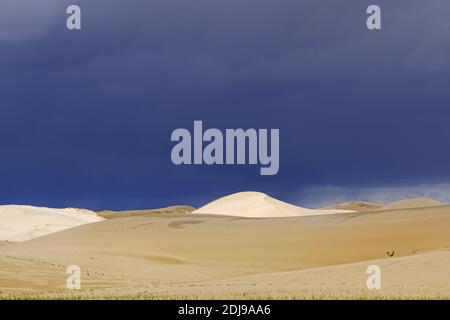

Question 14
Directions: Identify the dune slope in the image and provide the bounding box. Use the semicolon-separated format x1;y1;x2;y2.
97;205;196;219
1;204;450;297
0;205;103;242
382;198;443;210
321;201;384;212
193;192;353;217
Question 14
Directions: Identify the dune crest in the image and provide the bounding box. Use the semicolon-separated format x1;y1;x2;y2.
97;205;196;219
0;205;103;242
382;198;443;210
320;201;384;212
193;191;353;218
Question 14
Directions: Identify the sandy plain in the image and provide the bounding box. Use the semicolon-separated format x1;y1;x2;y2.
0;193;449;299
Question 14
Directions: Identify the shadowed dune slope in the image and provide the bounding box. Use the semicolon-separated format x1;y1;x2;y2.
97;205;196;219
382;198;443;210
0;241;14;248
320;201;384;212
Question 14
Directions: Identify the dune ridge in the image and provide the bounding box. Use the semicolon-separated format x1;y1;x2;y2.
97;205;195;219
193;191;353;217
382;198;444;210
320;201;384;212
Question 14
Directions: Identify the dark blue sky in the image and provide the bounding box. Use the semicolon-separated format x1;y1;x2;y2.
1;1;450;209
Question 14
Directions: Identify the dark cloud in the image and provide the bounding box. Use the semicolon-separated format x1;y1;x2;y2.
1;1;450;209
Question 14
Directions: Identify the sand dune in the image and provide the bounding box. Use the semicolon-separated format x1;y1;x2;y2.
382;198;443;210
166;249;450;298
1;203;450;298
97;205;196;219
320;201;384;212
0;241;13;248
0;205;103;242
193;192;353;217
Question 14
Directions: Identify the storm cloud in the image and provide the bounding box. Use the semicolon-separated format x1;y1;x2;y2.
1;1;450;209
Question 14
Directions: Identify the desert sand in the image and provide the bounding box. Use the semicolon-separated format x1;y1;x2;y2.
0;241;13;248
320;201;384;212
0;193;450;299
0;205;103;242
193;192;353;217
97;205;195;219
381;198;443;210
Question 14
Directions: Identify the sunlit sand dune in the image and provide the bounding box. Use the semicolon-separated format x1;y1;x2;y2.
382;198;443;210
1;203;450;298
193;192;353;217
0;205;103;242
320;201;384;212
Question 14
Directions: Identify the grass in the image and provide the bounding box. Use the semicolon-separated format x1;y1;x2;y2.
1;291;449;300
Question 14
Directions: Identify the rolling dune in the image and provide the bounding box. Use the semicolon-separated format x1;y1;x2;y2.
382;198;443;210
193;192;353;217
0;205;103;242
320;201;384;212
1;202;450;298
97;205;196;219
